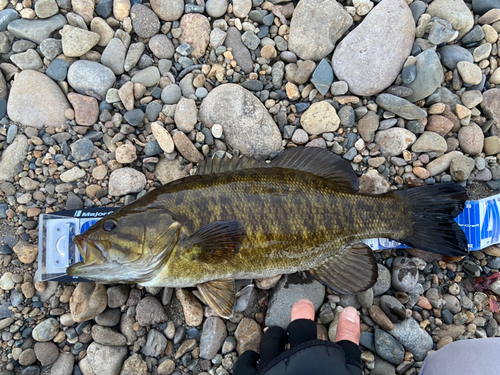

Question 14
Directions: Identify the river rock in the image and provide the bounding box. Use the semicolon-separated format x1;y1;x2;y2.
389;317;433;361
199;84;281;158
391;257;418;292
154;156;189;184
70;282;108;322
224;27;253;74
376;94;427;120
108;168;146;196
404;50;444;102
199;317;227;360
49;352;74;375
135;296;168;326
7;14;67;44
374;128;417;156
427;0;474;39
175;289;203;326
34;342;59;366
101;38;126;75
332;0;414;96
87;342;127;375
411;131;447;154
7;70;70;128
32;318;59;342
68;93;99;126
67;60;116;99
61;25;100;57
0;134;28;181
151;0;184;21
300;101;340;135
234;318;262;354
265;273;325;329
481;88;500;126
288;0;352;61
458;122;484;156
179;13;210;59
120;354;148;375
130;4;160;38
374;329;405;365
438;45;474;70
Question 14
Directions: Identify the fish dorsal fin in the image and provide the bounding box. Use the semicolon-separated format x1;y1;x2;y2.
197;148;359;192
183;220;247;264
197;279;235;318
309;242;378;294
196;153;261;175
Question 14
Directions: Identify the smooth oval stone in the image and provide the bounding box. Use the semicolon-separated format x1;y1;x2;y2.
403;50;444;103
67;60;116;99
438;45;473;70
332;0;414;96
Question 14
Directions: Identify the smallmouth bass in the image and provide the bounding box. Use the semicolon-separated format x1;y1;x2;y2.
67;148;468;318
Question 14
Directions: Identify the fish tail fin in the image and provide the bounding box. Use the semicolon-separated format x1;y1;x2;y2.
394;184;469;256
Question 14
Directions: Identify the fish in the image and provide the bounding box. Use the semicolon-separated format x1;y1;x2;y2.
66;147;468;318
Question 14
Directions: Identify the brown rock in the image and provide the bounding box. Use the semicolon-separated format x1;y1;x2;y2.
437;324;466;339
70;282;108;322
157;359;175;375
426;115;454;136
255;275;282;290
21;282;35;298
261;44;276;59
34;342;60;366
176;288;203;326
118;81;134;111
368;305;394;331
417;296;432;310
458;122;484;156
152;122;175;153
436;335;453;350
235;318;262;354
286;82;300;100
179;13;211;59
172;131;203;163
484;136;500;155
135;296;168;326
72;0;94;23
115;144;137;164
481;89;500;127
60;286;75;303
67;93;99;126
92;165;108;180
13;241;38;264
358;170;391;194
174;339;197;359
174;98;197;133
120;353;148;375
358;111;379;142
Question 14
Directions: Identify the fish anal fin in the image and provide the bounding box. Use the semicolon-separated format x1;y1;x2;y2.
309;242;378;295
184;220;247;264
197;279;235;319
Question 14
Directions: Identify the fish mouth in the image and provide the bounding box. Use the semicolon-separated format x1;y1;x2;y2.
67;235;110;278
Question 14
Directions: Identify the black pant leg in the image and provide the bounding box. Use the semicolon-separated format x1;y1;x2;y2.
259;326;288;369
287;319;317;348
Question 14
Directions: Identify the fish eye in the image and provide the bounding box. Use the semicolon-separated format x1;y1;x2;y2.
103;220;117;232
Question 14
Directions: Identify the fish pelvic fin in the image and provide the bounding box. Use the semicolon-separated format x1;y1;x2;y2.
183;220;247;263
394;183;468;257
197;279;235;319
197;147;359;192
309;242;378;294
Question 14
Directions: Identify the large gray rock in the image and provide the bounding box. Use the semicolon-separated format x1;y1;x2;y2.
404;50;444;102
288;0;352;61
389;317;433;361
427;0;474;39
67;60;116;99
199;317;227;360
7;70;70;128
224;27;253;74
86;342;128;375
265;273;325;328
199;84;282;158
332;0;414;96
0;135;28;182
7;14;67;44
376;94;427;120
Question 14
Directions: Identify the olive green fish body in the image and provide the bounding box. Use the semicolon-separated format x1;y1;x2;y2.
67;148;468;318
141;168;405;287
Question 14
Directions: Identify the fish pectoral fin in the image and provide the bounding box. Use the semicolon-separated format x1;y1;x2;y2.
309;242;378;295
184;220;247;264
197;279;235;319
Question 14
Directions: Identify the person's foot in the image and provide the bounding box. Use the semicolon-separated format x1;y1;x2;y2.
291;299;315;321
335;307;360;345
